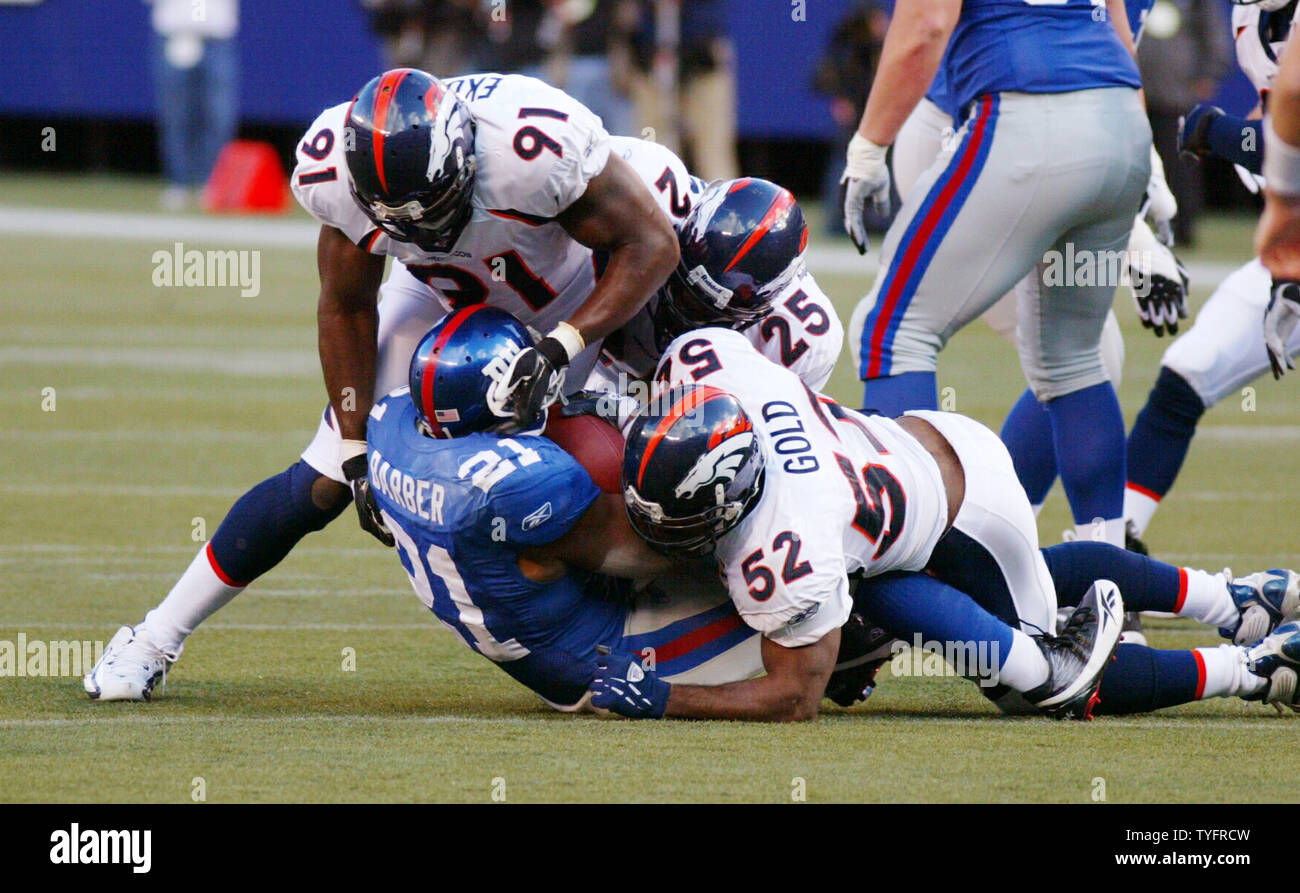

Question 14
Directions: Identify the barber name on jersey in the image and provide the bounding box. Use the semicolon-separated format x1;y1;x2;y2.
291;73;611;333
653;329;947;647
1234;0;1299;99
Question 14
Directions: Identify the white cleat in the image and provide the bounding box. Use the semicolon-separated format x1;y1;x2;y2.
83;626;178;702
1226;569;1300;645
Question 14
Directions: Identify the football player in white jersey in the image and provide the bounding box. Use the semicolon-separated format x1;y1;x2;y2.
84;68;840;701
1123;0;1300;545
616;328;1127;720
84;68;682;701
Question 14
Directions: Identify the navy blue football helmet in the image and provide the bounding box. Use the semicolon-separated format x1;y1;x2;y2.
408;305;535;438
346;69;477;254
654;177;809;349
622;384;766;554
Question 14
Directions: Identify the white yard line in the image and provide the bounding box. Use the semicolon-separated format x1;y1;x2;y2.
0;344;318;378
0;204;1245;284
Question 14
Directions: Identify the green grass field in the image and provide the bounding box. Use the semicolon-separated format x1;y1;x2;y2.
1;175;1296;803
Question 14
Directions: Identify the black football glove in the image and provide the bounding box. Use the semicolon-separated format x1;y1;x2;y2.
341;452;394;547
824;611;897;707
494;336;568;431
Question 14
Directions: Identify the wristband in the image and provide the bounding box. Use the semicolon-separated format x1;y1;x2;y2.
1264;117;1300;197
544;321;586;365
340;439;368;478
843;132;889;180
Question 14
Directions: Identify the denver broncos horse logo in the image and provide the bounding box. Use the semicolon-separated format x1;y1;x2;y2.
674;430;755;500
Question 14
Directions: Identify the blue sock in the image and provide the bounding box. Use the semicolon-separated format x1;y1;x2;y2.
855;571;1016;679
1207;113;1263;174
1045;382;1125;526
860;371;938;416
1000;387;1056;506
1094;644;1201;715
1040;542;1182;613
1126;366;1205;500
208;460;347;585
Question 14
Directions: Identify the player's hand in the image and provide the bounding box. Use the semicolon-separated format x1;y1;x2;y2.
1264;279;1300;379
824;611;896;707
1142;146;1178;247
840;133;892;255
486;338;568;431
590;649;671;719
1177;103;1223;161
1128;217;1189;337
341;451;394;548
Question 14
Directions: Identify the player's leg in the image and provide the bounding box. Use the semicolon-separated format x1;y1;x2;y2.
906;409;1058;637
1016;212;1137;548
1124;258;1300;537
890;97;951;199
86;265;444;700
616;564;763;686
1001;308;1125;513
850;94;1090;416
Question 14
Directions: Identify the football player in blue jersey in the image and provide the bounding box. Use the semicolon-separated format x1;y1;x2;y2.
840;0;1150;552
363;304;764;710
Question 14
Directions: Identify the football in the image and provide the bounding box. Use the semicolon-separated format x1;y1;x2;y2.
543;412;625;493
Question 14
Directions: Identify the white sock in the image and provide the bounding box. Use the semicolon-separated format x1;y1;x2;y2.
998;630;1051;692
1175;567;1238;630
138;544;244;655
1195;644;1266;699
1074;517;1125;548
1123;484;1160;537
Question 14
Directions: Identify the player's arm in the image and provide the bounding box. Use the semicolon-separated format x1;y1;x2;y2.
856;0;960;147
598;630;840;722
557;153;681;344
316;225;392;543
494;154;681;428
520;493;675;580
317;225;386;441
841;0;961;252
1257;35;1300;374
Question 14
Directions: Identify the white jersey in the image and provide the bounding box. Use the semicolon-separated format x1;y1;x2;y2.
291;73;611;334
654;329;948;648
592;138;845;392
1233;2;1299;98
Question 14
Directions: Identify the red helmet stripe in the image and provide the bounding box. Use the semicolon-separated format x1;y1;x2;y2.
370;69;411;196
723;188;797;274
636;386;729;488
420;303;487;437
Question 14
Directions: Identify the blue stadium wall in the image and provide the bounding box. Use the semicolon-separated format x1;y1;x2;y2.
0;0;1255;139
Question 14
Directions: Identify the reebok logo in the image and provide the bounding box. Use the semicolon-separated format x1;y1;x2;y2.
521;501;553;531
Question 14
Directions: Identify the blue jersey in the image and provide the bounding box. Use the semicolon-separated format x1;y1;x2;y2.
366;389;622;707
928;0;1142;119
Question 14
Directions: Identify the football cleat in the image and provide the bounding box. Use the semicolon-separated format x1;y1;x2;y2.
1222;569;1300;646
1244;620;1300;714
1027;580;1124;720
83;626;178;702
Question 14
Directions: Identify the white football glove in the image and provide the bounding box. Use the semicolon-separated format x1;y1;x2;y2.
1127;216;1189;337
840;133;892;255
1141;145;1178;247
1264;279;1300;379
